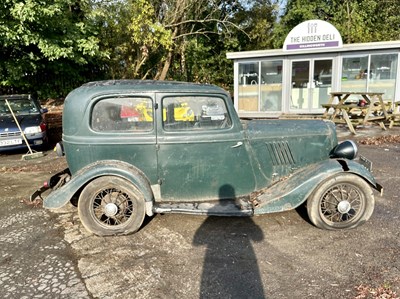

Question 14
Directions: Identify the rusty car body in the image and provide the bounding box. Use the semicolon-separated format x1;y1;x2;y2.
32;80;382;236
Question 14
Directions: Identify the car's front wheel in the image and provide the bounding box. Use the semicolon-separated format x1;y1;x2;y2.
307;173;375;230
78;176;145;236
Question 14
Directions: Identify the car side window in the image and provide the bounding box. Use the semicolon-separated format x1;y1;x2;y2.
91;97;153;132
162;96;232;131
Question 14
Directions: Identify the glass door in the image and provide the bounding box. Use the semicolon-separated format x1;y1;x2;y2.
290;59;333;112
290;60;310;110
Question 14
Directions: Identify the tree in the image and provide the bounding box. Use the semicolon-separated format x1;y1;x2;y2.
155;0;245;81
273;0;400;48
333;0;400;43
243;0;279;50
95;0;278;88
95;0;248;81
0;0;104;97
92;0;173;80
0;0;280;96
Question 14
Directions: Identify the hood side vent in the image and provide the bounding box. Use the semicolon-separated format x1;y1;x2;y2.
266;141;295;166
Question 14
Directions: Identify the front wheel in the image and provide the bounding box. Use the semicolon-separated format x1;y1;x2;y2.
307;173;375;230
78;176;145;236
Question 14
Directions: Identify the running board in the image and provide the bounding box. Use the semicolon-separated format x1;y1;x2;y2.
153;201;253;216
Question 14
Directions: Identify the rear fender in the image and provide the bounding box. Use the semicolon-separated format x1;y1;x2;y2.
43;160;154;213
253;159;382;215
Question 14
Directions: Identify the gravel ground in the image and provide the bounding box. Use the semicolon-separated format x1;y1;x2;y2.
0;168;91;298
0;126;399;299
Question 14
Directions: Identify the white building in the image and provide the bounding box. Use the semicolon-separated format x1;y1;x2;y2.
227;20;400;118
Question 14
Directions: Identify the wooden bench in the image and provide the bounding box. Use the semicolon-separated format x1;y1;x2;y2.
322;92;391;134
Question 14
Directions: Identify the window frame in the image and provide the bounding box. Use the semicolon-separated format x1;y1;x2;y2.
160;95;233;132
90;96;155;133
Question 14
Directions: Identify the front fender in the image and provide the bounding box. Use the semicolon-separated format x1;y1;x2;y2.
43;160;154;210
253;158;382;215
339;158;382;192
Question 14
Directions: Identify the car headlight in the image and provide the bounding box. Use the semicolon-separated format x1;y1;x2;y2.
330;140;358;160
24;126;41;134
55;142;65;157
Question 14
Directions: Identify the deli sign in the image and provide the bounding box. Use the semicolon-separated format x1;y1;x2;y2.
283;20;343;51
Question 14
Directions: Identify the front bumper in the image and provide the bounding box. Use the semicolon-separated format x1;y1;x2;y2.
0;132;47;152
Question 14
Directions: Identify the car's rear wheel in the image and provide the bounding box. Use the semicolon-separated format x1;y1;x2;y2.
307;173;375;230
78;176;145;236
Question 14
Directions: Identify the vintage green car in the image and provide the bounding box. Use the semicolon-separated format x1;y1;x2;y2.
32;80;382;236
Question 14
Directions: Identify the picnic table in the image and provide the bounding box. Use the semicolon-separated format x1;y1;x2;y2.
322;91;391;134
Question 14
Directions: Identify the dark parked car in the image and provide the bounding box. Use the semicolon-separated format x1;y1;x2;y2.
0;94;48;152
32;80;382;236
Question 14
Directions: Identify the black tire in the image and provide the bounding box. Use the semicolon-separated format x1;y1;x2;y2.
307;173;375;230
78;176;145;236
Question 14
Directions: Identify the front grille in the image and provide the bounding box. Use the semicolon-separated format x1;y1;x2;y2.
0;131;22;138
266;141;296;166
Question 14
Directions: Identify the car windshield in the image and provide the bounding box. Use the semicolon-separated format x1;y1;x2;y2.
0;98;39;116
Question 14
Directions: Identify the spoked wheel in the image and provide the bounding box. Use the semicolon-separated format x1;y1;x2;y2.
307;173;375;230
78;176;145;236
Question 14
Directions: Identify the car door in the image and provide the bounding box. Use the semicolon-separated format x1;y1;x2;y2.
156;93;255;202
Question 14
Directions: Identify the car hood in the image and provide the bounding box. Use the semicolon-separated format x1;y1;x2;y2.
244;119;336;139
243;119;339;175
0;114;42;133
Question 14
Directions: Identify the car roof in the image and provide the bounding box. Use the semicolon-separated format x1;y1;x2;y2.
78;80;226;94
63;80;231;135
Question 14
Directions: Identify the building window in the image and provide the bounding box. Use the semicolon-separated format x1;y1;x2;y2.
369;54;398;101
260;60;283;111
238;60;283;112
238;62;259;111
341;55;369;92
341;53;398;101
313;59;333;109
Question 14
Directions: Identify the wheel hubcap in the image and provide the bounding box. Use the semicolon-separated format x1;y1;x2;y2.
104;203;118;217
337;200;351;214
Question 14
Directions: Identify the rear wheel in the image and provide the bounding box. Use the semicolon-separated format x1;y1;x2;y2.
307;173;375;230
78;176;145;236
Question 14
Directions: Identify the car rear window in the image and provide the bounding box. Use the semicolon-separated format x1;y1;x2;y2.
0;98;39;115
91;97;153;132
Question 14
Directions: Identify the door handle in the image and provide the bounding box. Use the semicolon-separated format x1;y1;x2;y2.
231;141;243;148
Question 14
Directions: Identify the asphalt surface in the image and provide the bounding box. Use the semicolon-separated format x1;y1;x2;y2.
0;194;90;298
0;125;399;298
0;152;90;298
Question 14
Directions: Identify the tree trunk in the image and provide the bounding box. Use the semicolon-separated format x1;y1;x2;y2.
157;27;179;80
180;38;187;81
346;1;352;43
158;50;172;80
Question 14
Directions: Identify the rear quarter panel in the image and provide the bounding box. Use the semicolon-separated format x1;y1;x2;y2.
63;91;158;183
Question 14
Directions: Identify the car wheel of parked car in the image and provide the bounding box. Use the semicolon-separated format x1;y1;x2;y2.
78;176;145;236
307;173;375;230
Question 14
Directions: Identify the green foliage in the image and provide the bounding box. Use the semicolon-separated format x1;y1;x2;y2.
340;0;400;42
0;0;105;97
184;37;234;90
92;0;173;79
1;0;399;98
273;0;400;47
128;0;172;49
93;0;259;84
